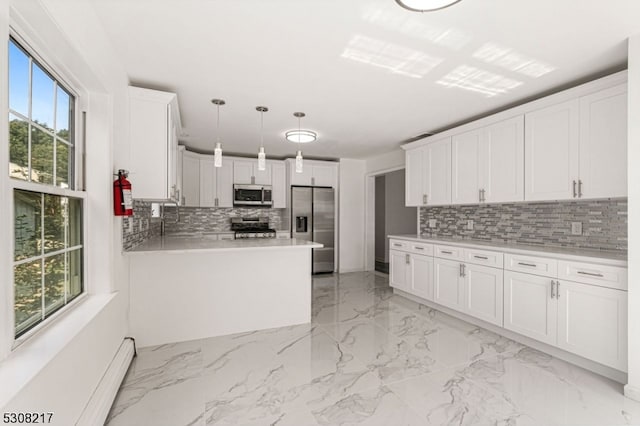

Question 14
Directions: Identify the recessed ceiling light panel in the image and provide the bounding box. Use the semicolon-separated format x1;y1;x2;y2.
395;0;461;12
286;130;317;143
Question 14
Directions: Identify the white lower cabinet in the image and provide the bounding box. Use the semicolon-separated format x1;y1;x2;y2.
433;258;464;310
504;271;557;345
410;254;434;301
464;264;503;327
556;280;627;370
390;250;410;292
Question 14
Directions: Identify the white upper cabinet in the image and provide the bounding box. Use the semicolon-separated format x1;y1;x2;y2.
311;163;337;187
129;86;181;202
233;159;272;185
405;146;425;207
452;129;481;205
200;157;233;208
578;84;628;199
271;162;286;209
425;138;452;206
525;99;580;201
480;116;524;203
181;150;200;207
288;159;338;188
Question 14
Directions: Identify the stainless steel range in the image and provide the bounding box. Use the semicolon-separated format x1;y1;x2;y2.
231;217;276;239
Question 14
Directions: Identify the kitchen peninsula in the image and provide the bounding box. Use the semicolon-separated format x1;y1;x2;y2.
127;236;322;347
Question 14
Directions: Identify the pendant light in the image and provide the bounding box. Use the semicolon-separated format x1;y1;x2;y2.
395;0;461;12
293;112;305;174
211;99;226;167
256;106;268;171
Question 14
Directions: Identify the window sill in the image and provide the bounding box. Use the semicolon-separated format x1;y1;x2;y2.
0;293;117;409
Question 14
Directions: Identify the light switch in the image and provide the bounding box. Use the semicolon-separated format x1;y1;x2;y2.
428;219;437;228
571;221;583;235
467;220;474;230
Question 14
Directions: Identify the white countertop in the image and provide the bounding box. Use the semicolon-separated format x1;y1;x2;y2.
388;234;627;266
128;236;322;254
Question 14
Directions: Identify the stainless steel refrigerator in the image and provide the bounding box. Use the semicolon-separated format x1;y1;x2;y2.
291;186;335;274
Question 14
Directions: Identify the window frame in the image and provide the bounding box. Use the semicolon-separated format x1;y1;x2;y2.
7;31;88;347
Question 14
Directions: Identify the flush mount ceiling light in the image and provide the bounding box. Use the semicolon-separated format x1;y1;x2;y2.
395;0;461;12
285;130;317;143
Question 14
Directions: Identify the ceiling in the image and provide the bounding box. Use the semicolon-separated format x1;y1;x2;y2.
90;0;640;160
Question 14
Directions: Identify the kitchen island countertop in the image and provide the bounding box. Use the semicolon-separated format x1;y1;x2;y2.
127;236;322;254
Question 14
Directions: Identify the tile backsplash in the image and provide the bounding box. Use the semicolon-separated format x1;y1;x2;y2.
419;198;627;253
161;206;287;235
122;200;161;251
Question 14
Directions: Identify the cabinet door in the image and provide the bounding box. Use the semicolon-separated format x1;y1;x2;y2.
390;250;409;292
463;264;504;326
480;116;524;203
451;129;481;205
503;271;557;346
433;258;463;310
233;160;254;184
199;158;216;207
271;162;287;208
253;163;272;185
579;84;628;199
524;100;579;201
290;161;313;186
410;254;434;301
168;104;179;203
216;158;234;208
556;280;627;371
405;147;425;207
312;163;337;187
425;138;452;205
182;152;201;207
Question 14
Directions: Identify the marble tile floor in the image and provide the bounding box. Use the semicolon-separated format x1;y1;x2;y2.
106;271;640;425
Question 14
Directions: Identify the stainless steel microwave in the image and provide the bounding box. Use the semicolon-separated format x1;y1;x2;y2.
233;184;273;207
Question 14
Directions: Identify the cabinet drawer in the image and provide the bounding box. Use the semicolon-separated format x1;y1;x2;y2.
504;254;557;278
218;233;236;241
558;261;627;291
389;239;410;252
463;248;503;268
409;242;433;256
276;231;291;239
434;244;464;261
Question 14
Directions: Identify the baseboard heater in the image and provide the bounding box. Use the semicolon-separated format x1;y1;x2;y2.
76;338;136;425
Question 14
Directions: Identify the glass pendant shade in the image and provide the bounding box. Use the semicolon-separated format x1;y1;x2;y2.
395;0;461;12
295;150;303;174
258;147;266;171
214;142;223;168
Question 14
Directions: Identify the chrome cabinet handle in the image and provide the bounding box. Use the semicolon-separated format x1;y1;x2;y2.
577;271;604;278
481;189;486;202
441;250;452;254
423;194;428;205
550;280;555;299
479;189;482;203
414;246;424;250
405;253;410;265
518;262;537;267
474;255;488;260
311;177;316;186
578;180;583;198
461;264;466;277
393;243;402;247
556;281;560;298
459;263;463;277
572;180;577;198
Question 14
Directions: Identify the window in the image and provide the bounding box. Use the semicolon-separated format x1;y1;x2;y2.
8;37;84;338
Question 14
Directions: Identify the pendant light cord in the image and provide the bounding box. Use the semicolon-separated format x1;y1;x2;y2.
260;109;264;149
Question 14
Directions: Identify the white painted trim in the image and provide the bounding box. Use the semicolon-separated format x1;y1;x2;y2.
624;384;640;402
364;166;405;271
403;70;628;151
77;338;135;426
396;289;627;384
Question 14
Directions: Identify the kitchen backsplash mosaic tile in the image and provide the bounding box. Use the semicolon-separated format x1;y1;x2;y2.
161;206;287;235
419;198;627;253
122;200;161;251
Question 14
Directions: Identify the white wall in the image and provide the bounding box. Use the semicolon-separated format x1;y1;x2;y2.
0;0;132;422
626;34;640;402
339;159;366;272
366;149;404;174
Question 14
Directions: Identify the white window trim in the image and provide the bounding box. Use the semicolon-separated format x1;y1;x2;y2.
5;28;89;351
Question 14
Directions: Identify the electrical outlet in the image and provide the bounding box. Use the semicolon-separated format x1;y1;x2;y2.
428;219;437;228
571;221;583;235
466;220;474;230
127;219;133;234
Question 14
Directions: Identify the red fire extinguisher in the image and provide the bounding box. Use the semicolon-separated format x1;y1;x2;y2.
114;169;133;216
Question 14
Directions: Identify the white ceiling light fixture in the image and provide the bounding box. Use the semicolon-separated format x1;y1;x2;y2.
395;0;461;12
256;106;268;171
211;98;226;167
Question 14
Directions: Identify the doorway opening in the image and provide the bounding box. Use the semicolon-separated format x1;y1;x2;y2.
371;169;417;274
